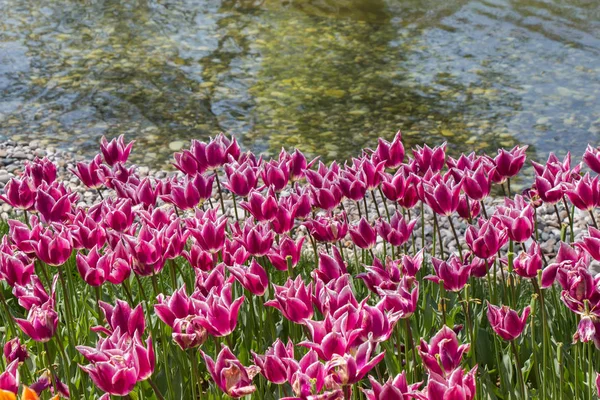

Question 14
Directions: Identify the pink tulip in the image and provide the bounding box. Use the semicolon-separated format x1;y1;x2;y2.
462;165;491;201
76;246;111;286
377;277;419;318
224;161;259;197
324;341;386;387
372;131;405;169
577;226;600;261
12;275;55;311
356;257;402;292
534;168;565;204
155;287;208;349
160;174;214;210
125;224;165;276
362;373;422;400
71;154;106;189
413;143;446;174
8;218;41;256
542;242;588;288
202;345;259;398
425;366;477;400
187;209;228;254
427;255;472;292
190;134;240;172
100;135;135;166
284;149;317;182
15;299;58;342
195;283;245;337
583;145;600;174
35;182;77;223
0;177;36;210
457;195;481;220
313;247;347;284
564;173;600;211
493;195;534;243
490;145;527;183
0;246;34;287
513;242;543;278
36;227;73;266
268;236;305;272
262;159;290;191
23;157;57;186
465;219;507;259
419;325;470;377
240;190;278;221
183;242;216;271
375;211;416;246
235;219;275;256
173;149;201;176
0;360;19;395
94;299;146;338
313;275;359;316
421;174;462;216
265;276;313;323
305;213;348;243
71;210;107;250
104;198;134;232
401;250;424;277
252;339;295;384
487;303;531;340
349;218;377;249
227;259;269;296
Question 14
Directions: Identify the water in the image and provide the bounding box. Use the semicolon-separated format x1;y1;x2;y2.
0;0;599;167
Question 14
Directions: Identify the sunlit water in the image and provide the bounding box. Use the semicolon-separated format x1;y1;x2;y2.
0;0;599;167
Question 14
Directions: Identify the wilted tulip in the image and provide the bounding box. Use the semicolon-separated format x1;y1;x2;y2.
3;338;28;364
349;218;377;249
375;211;416;247
202;345;259;398
100;135;135;166
487;303;531;340
265;276;313;323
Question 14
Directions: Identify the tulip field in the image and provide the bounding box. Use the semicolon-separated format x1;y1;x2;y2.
2;133;600;399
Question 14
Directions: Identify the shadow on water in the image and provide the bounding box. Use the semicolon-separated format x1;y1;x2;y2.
0;0;599;166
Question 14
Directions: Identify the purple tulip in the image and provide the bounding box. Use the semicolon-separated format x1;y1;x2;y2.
36;227;72;266
0;246;34;287
268;235;305;272
426;366;477;400
240;190;278;222
356;257;402;292
173;149;201;176
252;339;295;384
35;182;76;223
577;226;600;261
324;341;385;387
125;224;165;276
377;277;419;318
3;338;28;363
487;303;531;341
0;177;37;210
15;299;58;342
349;218;377;249
493;195;534;243
190;134;240;172
265;276;313;323
262;159;290;191
202;345;260;398
194;283;244;337
381;168;420;208
160;174;214;210
419;325;470;377
313;247;347;283
100;135;135;166
71;210;107;250
422;175;462;216
0;360;19;395
375;211;416;247
187;209;228;254
227;259;269;296
462;165;491;201
76;246;111;286
93;299;146;338
457;194;481;220
235;219;275;256
224;161;259;197
427;255;472;292
104;198;134;232
23;157;57;187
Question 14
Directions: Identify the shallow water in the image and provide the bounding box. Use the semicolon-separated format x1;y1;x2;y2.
0;0;599;166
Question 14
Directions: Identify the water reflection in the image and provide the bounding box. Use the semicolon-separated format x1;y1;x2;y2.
0;0;598;166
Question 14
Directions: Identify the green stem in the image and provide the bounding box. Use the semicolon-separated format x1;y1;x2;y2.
511;340;526;399
447;215;463;261
214;172;226;214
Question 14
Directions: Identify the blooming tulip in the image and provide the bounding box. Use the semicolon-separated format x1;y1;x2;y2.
71;154;105;189
564;173;600;211
427;255;472;292
372;131;405;169
413;143;446;174
252;339;295;385
487;303;531;340
202;345;259;398
100;135;134;166
465;219;507;259
3;338;28;364
512;242;543;278
419;325;470;376
265;276;313;323
375;211;416;246
227;259;269;296
490;145;527;183
362;373;421;400
0;177;36;210
349;218;377;249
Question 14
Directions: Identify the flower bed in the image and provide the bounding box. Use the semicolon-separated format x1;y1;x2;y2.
0;133;599;399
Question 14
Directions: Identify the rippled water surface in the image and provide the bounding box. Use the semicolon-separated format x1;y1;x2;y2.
0;0;599;166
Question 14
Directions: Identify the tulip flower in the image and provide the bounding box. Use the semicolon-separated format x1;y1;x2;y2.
465;219;507;259
490;145;527;183
413;143;446;174
125;224;165;276
71;211;107;250
0;360;19;396
195;283;245;337
372;131;405;169
377;277;419;318
421;174;462;216
313;275;359;316
313;247;347;283
23;157;57;187
583;145;600;174
240;191;278;221
75;246;111;286
356;257;401;292
202;345;259;398
3;338;28;364
285;149;317;181
267;235;304;272
542;242;588;288
426;367;477;400
265;276;313;323
375;211;416;247
427;255;472;292
262;159;290;191
0;248;34;287
12;275;55;311
0;177;36;210
493;195;534;243
325;341;386;387
534;168;565;204
252;339;295;384
173;149;201;176
160;174;214;210
564;173;600;211
155;287;208;349
310;180;343;211
462;165;491;201
457;195;481;220
221;238;250;267
305;213;348;243
234;219;275;256
400;250;424;277
71;154;105;189
35;227;72;266
287;350;329;398
486;303;531;340
349;218;377;249
512;242;543;278
187;209;228;254
190;134;240;171
338;169;367;202
15;300;58;342
362;373;421;400
224;161;259;197
227;259;269;296
419;325;470;377
103;198;134;232
35;182;76;223
576;226;600;261
93;299;146;338
100;135;134;166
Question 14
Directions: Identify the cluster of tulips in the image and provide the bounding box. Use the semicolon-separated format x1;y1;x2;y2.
1;132;600;399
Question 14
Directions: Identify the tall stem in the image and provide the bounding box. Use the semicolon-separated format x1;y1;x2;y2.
511;340;526;399
370;190;381;219
447;215;463;261
214;172;226;213
589;209;598;229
